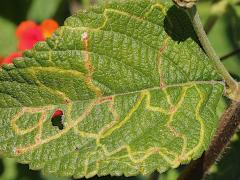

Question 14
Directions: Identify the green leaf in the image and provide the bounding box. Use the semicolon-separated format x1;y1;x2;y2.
0;17;17;57
0;0;224;178
0;158;17;180
207;6;240;77
160;169;179;180
27;0;63;22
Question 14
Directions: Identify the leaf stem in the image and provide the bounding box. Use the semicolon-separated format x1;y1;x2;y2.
186;6;240;101
178;101;240;180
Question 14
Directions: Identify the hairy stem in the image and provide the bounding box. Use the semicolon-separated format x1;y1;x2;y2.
178;101;240;180
70;0;81;14
186;6;240;101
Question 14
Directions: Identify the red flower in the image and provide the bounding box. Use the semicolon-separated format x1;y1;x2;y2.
1;19;59;66
16;21;37;38
0;56;4;65
41;19;59;39
2;52;22;65
16;21;44;51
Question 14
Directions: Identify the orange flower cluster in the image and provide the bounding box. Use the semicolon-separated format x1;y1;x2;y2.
0;19;59;66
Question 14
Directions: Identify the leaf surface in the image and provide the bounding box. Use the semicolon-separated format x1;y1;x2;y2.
0;0;224;178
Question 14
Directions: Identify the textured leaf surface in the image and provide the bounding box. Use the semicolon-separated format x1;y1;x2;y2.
0;0;224;178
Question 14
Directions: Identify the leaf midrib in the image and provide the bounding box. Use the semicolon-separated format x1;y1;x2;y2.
0;80;224;109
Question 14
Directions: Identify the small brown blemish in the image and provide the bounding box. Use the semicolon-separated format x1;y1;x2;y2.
153;148;160;153
81;31;103;98
35;137;40;143
169;106;177;113
82;32;89;53
65;99;70;104
81;32;88;40
87;64;93;71
97;96;113;104
158;38;169;89
105;96;113;101
160;82;165;89
15;149;23;155
159;45;166;53
35;136;42;144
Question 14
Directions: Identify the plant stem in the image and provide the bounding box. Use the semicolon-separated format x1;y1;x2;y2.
186;6;240;101
178;101;240;180
70;0;80;15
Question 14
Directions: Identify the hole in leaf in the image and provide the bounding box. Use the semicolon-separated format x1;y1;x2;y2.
51;110;64;130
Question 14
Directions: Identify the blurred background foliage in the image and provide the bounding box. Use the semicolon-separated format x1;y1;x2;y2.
0;0;240;179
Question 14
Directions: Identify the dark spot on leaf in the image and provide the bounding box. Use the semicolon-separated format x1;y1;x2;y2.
51;110;64;130
65;99;70;104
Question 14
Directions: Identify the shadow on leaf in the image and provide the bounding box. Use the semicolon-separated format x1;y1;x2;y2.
164;6;198;44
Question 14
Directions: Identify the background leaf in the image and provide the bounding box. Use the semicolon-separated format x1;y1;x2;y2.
198;1;240;78
0;158;17;180
206;133;240;180
208;7;240;77
27;0;63;22
0;17;17;57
